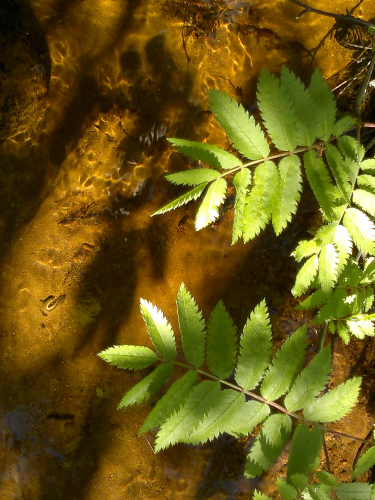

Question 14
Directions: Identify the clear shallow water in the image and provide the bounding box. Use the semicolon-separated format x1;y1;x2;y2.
1;0;375;498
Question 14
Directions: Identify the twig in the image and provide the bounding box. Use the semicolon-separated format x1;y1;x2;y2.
287;0;375;29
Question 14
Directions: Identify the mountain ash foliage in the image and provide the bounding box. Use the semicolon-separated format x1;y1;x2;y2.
99;284;375;500
153;66;375;343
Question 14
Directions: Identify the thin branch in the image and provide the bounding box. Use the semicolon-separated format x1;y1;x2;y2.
287;0;375;29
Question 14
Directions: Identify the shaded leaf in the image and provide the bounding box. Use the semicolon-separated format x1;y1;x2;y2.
155;381;220;451
206;301;237;379
353;446;375;478
287;423;322;482
168;138;240;170
139;370;198;435
118;362;173;409
292;254;319;297
257;69;297;151
272;154;302;235
309;69;336;141
235;300;272;390
177;283;206;368
232;167;251;244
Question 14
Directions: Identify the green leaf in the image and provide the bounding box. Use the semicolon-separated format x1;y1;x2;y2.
140;299;177;360
324;143;351;203
361;257;375;284
292;239;320;263
318;243;338;293
176;283;206;368
168;138;240;170
303;149;338;221
292;254;319;297
187;391;245;444
338;135;364;164
232;167;251;244
353;446;375;478
243;161;279;241
304;377;361;422
353;189;375;217
312;288;349;324
280;66;318;146
154;380;220;451
272;154;302;235
287;423;322;482
262;413;293;446
357;173;375;191
118;362;173;409
261;325;306;401
228;400;270;438
209;89;269;160
277;478;298;500
360;158;375;173
337;320;350;344
334;224;353;276
295;288;330;311
314;224;337;246
206;300;237;379
338;257;362;287
316;471;340;488
245;414;292;478
98;345;158;370
332;115;357;136
166;168;220;186
253;491;272;500
139;370;198;435
306;483;334;500
285;345;331;412
335;483;374;500
343;208;375;256
235;300;272;390
152;182;208;216
257;69;297;151
347;318;375;339
195;177;227;230
309;69;336;141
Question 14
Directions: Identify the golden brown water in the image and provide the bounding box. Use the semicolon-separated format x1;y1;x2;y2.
1;0;375;498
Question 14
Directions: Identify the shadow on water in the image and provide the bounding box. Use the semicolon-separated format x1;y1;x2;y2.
0;0;353;498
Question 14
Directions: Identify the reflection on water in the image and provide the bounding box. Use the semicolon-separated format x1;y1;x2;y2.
0;0;374;498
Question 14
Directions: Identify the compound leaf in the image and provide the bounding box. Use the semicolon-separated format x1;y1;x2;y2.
98;345;158;370
261;325;306;401
257;69;297;151
206;300;237;379
118;362;173;409
177;283;206;368
209;89;269;160
272;154;302;235
168;138;240;170
155;380;220;452
139;370;198;435
304;377;361;422
235;300;272;390
195;177;227;230
140;299;177;360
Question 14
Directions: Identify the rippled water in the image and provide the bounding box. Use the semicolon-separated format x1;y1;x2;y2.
0;0;374;498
